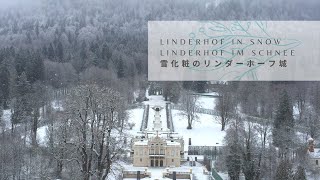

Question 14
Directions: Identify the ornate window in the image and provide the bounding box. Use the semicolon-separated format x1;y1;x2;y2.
150;148;155;155
171;150;175;156
160;149;164;155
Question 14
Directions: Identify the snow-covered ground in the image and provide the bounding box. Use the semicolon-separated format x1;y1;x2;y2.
143;94;170;132
37;125;48;145
1;109;12;131
124;93;226;179
197;96;217;110
52;100;64;111
127;94;171;134
23;125;49;146
172;110;226;151
146;105;167;131
143;94;168;107
127;108;144;136
122;162;209;180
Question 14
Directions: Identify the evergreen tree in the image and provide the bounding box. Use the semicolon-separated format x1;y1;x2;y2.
35;21;40;37
42;45;48;57
15;50;28;75
0;104;3;123
182;81;194;90
48;43;55;60
26;31;32;44
0;61;10;108
80;41;87;60
117;58;125;78
12;20;19;34
89;42;97;54
294;165;307;180
11;72;32;125
225;117;244;180
272;90;295;150
162;82;181;103
26;51;44;83
226;140;242;180
101;43;112;68
275;159;293;180
75;41;87;73
56;41;64;62
193;81;207;93
16;72;31;100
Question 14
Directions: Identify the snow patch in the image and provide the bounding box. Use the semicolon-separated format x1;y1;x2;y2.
172;110;226;151
1;109;12;130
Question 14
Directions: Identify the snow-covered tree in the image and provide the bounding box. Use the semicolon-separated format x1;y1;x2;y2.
224;117;243;180
294;165;307;180
275;159;293;180
179;90;199;129
64;84;128;180
162;81;181;103
215;82;237;131
272;90;295;157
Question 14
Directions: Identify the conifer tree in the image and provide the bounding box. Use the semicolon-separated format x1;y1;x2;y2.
294;165;307;180
48;43;55;60
56;41;64;62
272;90;295;150
11;72;32;125
0;62;10;107
275;159;293;180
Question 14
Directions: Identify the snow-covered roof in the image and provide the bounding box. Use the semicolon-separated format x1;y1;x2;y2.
308;137;314;142
166;140;181;146
133;139;182;147
134;140;148;146
310;148;320;159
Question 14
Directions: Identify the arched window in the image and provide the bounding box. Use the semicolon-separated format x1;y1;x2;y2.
160;149;164;155
150;149;154;155
171;150;175;156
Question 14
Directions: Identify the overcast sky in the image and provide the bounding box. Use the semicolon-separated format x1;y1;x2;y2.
0;0;41;10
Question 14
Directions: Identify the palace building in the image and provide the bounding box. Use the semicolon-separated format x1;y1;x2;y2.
131;106;184;167
308;138;320;169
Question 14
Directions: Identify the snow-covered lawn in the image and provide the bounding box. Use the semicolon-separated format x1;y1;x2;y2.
127;108;144;136
197;96;217;110
37;125;48;146
143;95;168;107
23;125;49;146
172;110;226;151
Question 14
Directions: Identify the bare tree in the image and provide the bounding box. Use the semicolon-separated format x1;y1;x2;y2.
293;82;310;123
224;115;243;180
63;84;128;180
162;82;181;103
254;119;271;179
49;110;74;179
215;83;237;131
179;90;199;129
0;133;25;180
304;106;320;139
0;106;3;133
